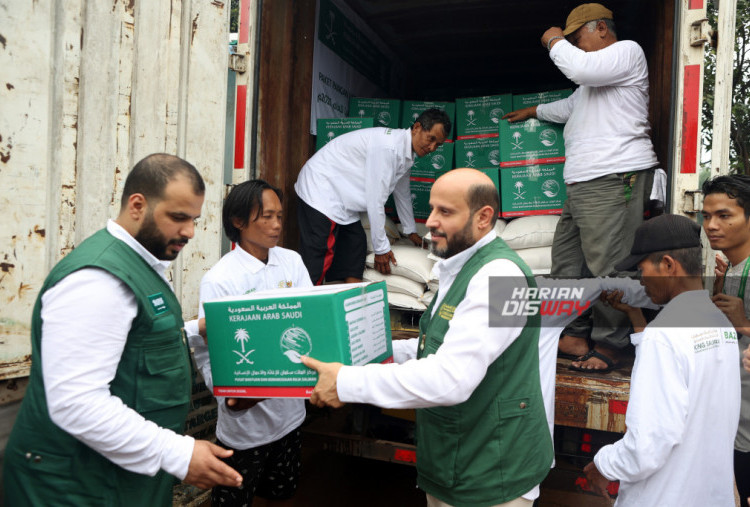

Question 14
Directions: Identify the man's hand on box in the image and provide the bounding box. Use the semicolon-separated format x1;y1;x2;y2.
502;106;537;123
300;355;345;408
374;251;396;275
225;398;264;411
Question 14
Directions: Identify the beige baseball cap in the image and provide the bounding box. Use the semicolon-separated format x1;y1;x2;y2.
563;3;614;36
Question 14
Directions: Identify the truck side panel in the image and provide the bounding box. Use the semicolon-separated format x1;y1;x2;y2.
0;0;231;380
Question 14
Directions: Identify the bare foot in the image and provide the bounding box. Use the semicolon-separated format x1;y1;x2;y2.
570;345;620;372
558;335;590;357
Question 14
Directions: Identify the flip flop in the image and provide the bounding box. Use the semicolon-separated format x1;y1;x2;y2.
568;349;618;373
558;351;586;360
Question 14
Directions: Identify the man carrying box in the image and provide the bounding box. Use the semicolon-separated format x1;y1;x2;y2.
503;3;660;372
302;168;553;506
187;180;312;506
295;108;451;283
3;154;242;506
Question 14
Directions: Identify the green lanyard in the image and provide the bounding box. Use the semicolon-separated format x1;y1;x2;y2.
724;259;750;300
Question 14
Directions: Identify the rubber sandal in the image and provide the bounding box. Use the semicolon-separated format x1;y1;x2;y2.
568;349;618;373
558;351;587;360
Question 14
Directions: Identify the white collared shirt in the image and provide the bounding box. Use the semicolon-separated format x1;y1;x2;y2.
337;230;542;499
593;290;740;506
536;40;658;183
187;245;312;449
294;127;417;254
41;219;195;480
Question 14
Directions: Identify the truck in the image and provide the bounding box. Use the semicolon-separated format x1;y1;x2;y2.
0;0;740;503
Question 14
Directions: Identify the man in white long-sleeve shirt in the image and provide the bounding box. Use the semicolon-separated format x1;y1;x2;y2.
302;169;553;507
295;108;451;284
4;154;242;506
187;179;312;506
584;214;740;506
503;3;660;372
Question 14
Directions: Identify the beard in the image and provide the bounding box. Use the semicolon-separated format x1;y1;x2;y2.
135;212;187;261
429;218;476;259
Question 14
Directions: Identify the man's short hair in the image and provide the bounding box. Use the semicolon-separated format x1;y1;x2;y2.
467;183;499;228
121;153;205;209
646;247;703;276
413;108;452;138
585;18;617;37
222;179;283;243
701;174;750;219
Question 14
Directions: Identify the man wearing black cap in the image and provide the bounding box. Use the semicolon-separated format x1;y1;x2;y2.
503;3;661;372
583;214;740;506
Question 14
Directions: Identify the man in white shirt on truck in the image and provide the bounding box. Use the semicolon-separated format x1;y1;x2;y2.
584;214;740;506
294;108;451;284
503;3;660;372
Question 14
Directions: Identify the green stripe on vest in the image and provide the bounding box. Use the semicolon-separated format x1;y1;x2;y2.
4;229;192;507
415;237;553;506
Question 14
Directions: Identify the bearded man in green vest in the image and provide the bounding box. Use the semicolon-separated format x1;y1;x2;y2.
3;154;242;506
303;168;553;507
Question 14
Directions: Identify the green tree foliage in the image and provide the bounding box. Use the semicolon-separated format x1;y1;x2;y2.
703;0;750;174
230;0;239;34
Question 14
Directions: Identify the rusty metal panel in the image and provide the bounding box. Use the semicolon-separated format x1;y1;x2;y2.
0;0;230;380
554;364;631;433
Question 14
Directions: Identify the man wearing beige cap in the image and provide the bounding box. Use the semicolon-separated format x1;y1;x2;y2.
503;3;660;372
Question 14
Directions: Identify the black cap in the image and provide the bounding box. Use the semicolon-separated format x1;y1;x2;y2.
615;214;702;271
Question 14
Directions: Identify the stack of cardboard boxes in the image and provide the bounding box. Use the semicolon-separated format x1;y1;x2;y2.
319;90;571;224
454;94;512;216
498;89;571;217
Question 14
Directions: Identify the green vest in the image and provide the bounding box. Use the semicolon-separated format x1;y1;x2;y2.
415;237;553;506
3;229;192;507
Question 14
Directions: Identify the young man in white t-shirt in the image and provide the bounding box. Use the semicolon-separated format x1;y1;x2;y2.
702;174;750;505
188;180;312;506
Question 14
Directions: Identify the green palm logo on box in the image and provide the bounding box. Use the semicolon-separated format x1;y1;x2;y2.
233;328;255;365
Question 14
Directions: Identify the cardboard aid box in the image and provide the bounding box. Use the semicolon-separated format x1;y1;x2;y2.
455;94;512;137
499;118;565;167
500;163;566;218
349;97;401;128
204;281;393;398
511;88;573;110
400;100;456;131
455;136;500;169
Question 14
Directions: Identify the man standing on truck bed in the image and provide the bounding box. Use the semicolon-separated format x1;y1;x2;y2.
295;108;451;284
701;174;750;505
584;214;740;506
3;154;242;506
503;3;659;372
302;168;553;507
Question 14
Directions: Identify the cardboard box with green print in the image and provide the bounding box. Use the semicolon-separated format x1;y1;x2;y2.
500;163;566;218
511;88;573;110
499;118;565;167
455;94;512;138
348;97;402;128
454;136;501;170
400;100;455;134
203;281;393;398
